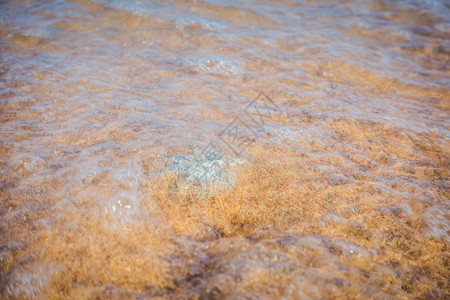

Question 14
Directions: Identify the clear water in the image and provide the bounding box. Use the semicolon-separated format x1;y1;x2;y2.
0;0;449;298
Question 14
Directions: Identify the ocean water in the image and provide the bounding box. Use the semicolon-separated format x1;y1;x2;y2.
0;0;449;298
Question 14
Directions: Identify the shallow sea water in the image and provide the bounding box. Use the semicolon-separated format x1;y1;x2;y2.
0;0;449;299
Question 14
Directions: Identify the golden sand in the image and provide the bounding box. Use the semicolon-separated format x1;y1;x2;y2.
0;0;449;298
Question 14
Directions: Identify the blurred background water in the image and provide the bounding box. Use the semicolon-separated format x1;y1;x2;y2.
0;0;449;298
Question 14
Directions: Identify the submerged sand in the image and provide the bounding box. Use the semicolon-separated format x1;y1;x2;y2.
0;0;449;299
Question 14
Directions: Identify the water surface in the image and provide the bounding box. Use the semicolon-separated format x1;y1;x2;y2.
0;0;449;298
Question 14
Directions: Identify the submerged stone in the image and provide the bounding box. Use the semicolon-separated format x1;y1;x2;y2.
158;151;244;205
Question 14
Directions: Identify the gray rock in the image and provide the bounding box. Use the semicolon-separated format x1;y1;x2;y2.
157;151;244;205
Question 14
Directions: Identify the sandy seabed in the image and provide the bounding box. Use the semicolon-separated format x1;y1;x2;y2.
0;0;449;299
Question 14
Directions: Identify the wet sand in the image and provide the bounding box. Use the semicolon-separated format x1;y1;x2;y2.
0;0;449;299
